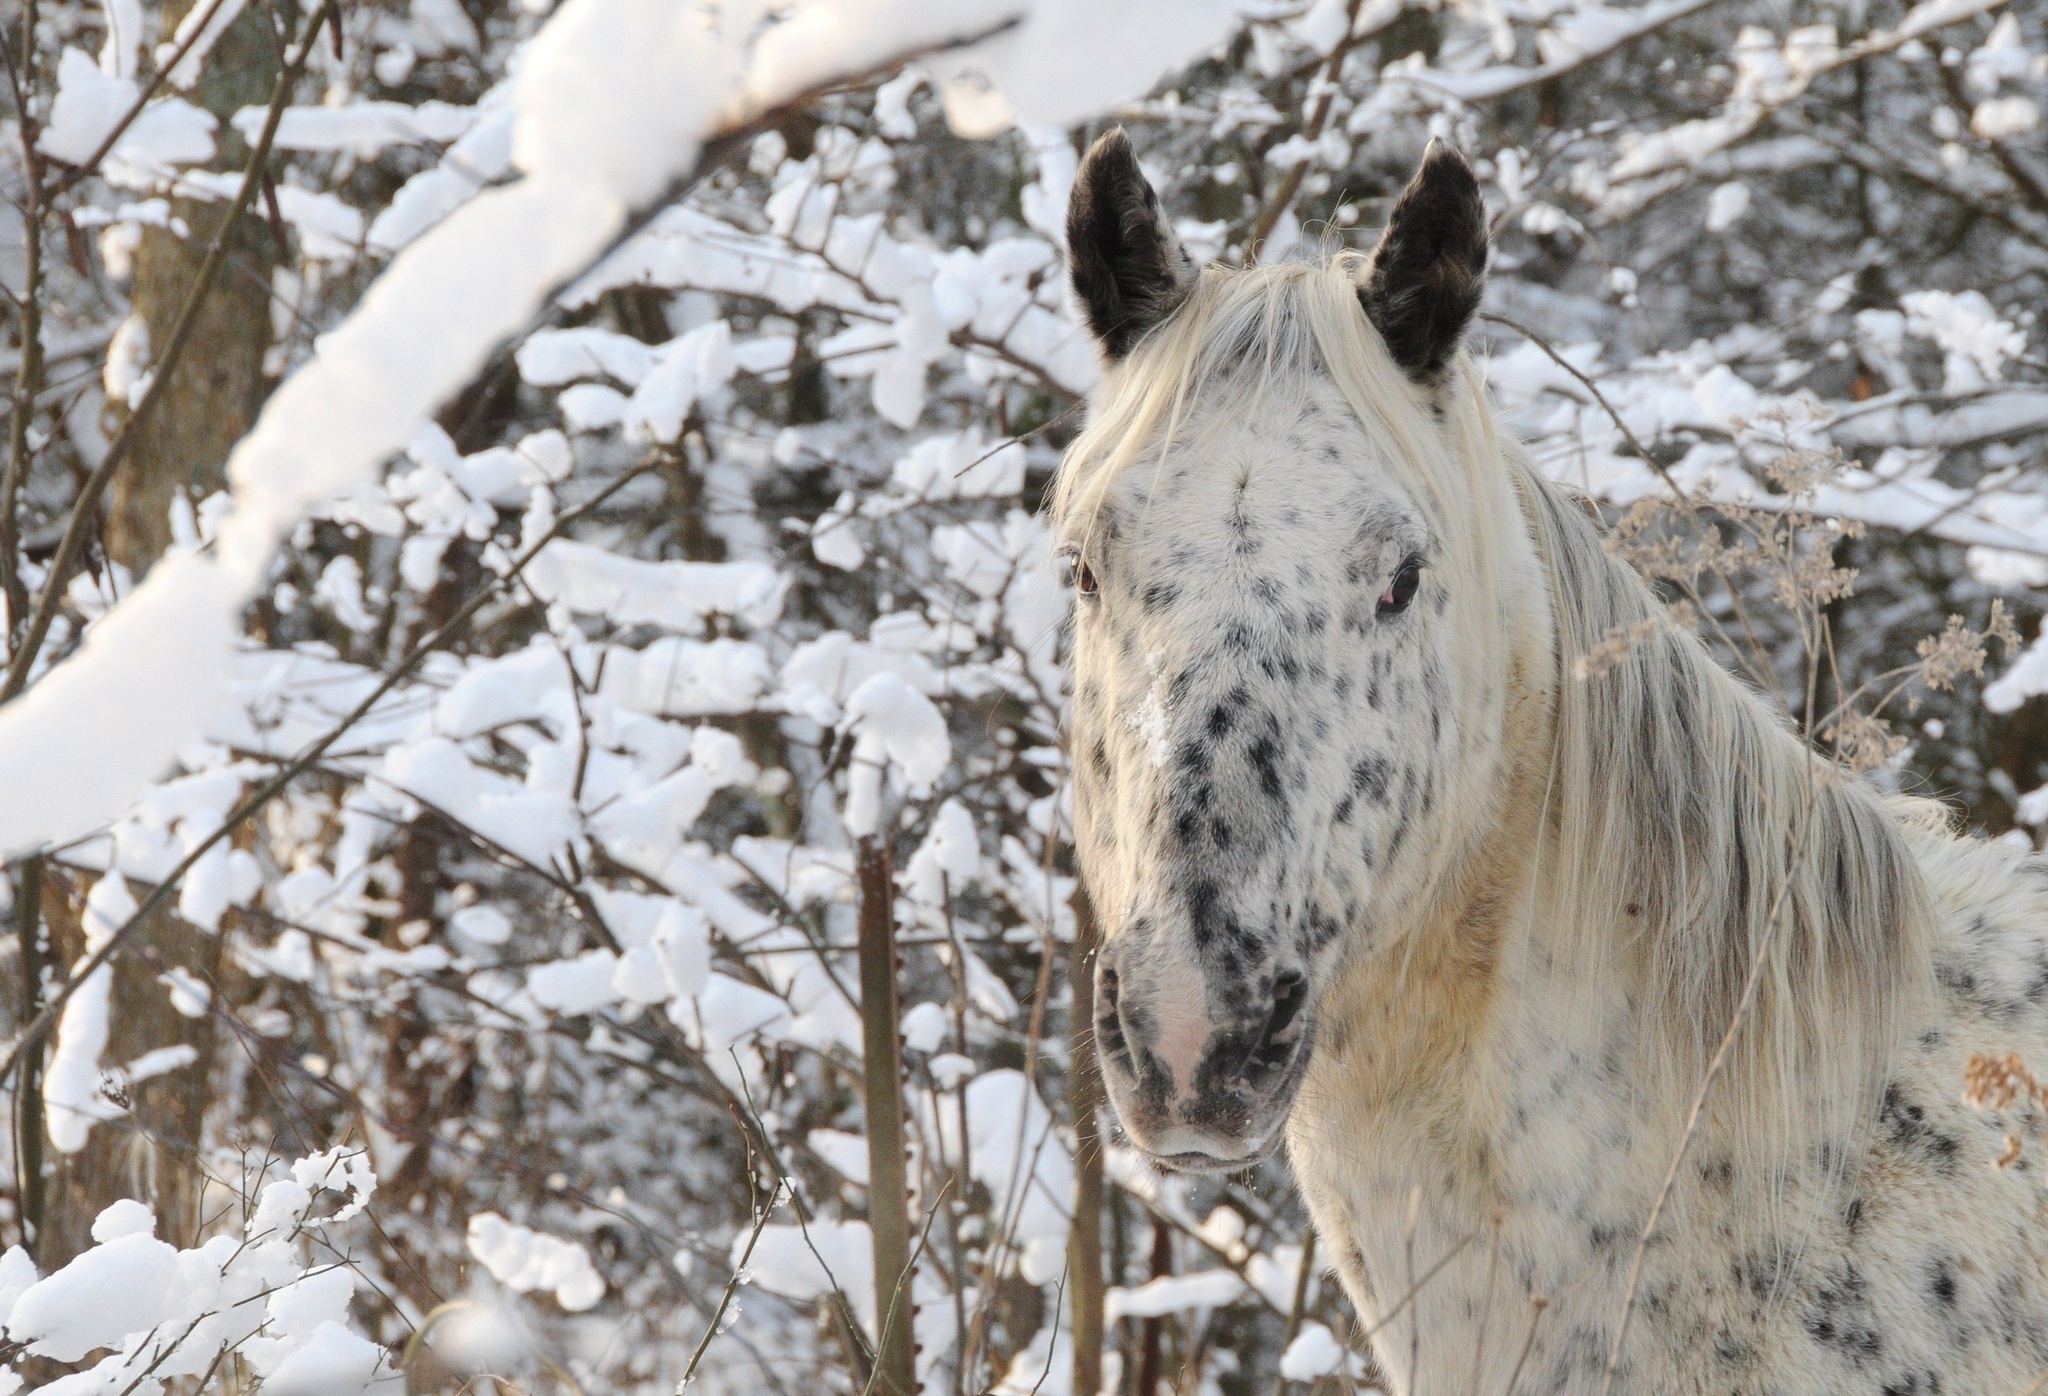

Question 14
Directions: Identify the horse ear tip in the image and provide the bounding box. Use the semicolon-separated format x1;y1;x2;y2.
1417;140;1479;191
1083;126;1137;169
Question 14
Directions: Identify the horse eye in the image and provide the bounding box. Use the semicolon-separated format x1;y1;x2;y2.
1061;551;1099;598
1377;557;1423;617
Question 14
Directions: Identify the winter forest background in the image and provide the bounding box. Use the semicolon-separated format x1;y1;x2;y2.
0;0;2044;1390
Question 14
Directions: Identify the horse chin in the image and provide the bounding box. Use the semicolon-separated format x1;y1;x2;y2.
1136;1091;1298;1174
1115;1053;1310;1175
1146;1130;1286;1176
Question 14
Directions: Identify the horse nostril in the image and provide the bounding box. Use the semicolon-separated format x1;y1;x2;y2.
1097;967;1129;1063
1268;971;1306;1033
1246;971;1307;1076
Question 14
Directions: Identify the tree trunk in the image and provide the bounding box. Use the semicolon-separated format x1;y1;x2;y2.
38;0;278;1267
35;875;225;1267
104;0;277;572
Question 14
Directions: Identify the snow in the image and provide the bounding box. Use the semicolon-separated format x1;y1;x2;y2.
367;87;518;253
680;973;794;1053
1705;180;1752;231
889;431;1027;501
1108;1268;1248;1319
43;874;135;1153
1972;95;2040;138
1394;0;1714;101
746;1215;875;1332
901;1001;952;1053
521;541;785;635
843;672;953;835
273;183;366;261
294;1147;380;1222
608;897;711;1002
0;0;745;859
904;798;982;903
38;46;217;176
253;1318;395;1395
527;948;624;1014
1901;289;2026;391
91;1198;155;1243
233;99;479;155
622;321;738;443
517;326;663;386
1279;1322;1349;1379
122;1043;200;1084
1986;624;2048;713
908;0;1239;139
384;738;579;869
945;1069;1072;1283
102;313;152;408
5;1222;185;1361
466;1212;606;1311
0;1147;387;1387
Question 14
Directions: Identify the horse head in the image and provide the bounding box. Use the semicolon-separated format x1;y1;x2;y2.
1055;129;1512;1171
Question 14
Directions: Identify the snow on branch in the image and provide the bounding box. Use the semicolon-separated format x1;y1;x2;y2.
0;0;1235;860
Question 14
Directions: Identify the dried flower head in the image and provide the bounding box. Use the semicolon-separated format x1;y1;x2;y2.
1820;709;1905;773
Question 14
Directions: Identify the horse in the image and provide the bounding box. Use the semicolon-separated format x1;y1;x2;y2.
1054;127;2048;1395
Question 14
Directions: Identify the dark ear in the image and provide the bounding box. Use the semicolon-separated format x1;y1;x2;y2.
1066;128;1198;361
1360;140;1489;384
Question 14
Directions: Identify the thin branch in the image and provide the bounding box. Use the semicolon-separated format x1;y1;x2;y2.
1502;1293;1551;1395
678;1177;786;1391
1268;1225;1316;1396
1246;0;1369;262
856;834;917;1396
1349;1223;1478;1350
731;1053;876;1382
1479;312;1688;502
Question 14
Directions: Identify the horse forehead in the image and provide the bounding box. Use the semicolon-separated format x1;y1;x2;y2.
1110;404;1401;543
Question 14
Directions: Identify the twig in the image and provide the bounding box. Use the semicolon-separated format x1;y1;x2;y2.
731;1052;876;1382
1344;1224;1479;1350
1029;1262;1071;1396
1501;1293;1550;1395
1937;60;2048;223
1478;312;1690;504
678;1179;786;1390
1403;1186;1421;1382
10;855;43;1254
859;1180;953;1396
950;399;1082;478
1066;884;1107;1396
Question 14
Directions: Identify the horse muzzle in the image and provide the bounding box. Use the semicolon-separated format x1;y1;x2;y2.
1094;947;1312;1172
